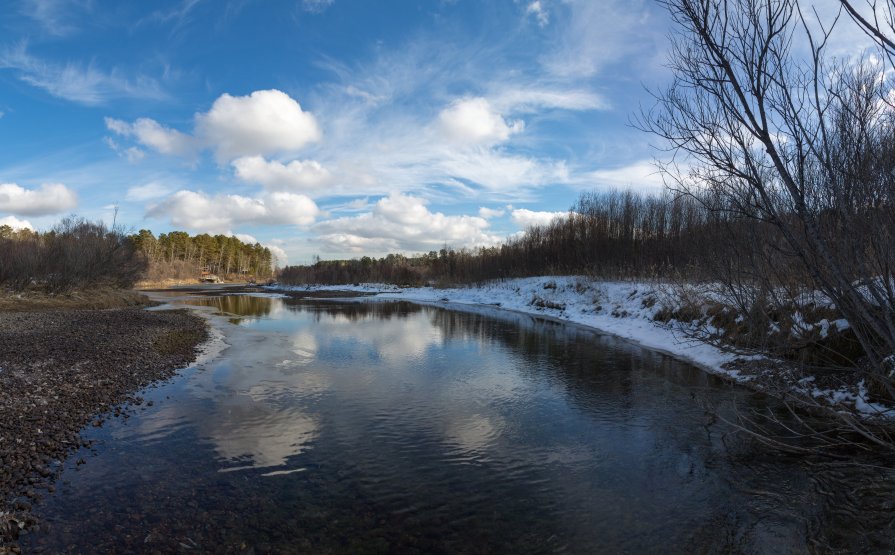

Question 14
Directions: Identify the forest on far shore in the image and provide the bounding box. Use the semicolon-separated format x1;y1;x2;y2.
130;229;275;283
0;222;275;293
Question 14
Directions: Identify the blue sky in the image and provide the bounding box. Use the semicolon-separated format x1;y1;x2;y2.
0;0;675;265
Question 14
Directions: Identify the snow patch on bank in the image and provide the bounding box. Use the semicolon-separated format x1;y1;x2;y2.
270;276;893;419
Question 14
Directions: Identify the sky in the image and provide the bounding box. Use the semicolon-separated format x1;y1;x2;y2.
0;0;863;266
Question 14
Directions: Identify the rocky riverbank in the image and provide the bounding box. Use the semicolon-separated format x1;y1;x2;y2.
0;306;208;551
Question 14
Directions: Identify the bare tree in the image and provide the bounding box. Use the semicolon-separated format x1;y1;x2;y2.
639;0;895;408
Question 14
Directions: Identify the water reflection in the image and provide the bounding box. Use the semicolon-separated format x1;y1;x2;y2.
180;293;281;323
26;295;895;554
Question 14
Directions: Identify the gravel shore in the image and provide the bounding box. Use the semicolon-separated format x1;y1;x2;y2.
0;306;208;550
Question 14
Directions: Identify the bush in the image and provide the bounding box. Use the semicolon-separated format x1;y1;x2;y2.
0;217;147;293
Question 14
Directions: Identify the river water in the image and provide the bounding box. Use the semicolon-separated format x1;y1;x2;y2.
23;292;895;553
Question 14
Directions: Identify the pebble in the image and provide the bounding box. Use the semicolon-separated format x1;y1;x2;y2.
0;306;208;549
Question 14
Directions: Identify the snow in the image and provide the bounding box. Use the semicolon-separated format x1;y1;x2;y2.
268;276;894;419
273;277;741;376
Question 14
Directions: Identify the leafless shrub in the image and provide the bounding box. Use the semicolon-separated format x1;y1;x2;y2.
0;217;147;293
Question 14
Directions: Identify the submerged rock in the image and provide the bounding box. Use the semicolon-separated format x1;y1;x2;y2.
0;306;208;548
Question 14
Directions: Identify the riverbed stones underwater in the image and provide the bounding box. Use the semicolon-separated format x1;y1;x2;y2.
0;306;208;550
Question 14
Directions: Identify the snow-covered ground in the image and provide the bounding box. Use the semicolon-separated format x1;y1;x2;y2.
270;276;894;419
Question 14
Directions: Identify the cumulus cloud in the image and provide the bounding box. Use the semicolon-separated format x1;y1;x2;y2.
314;193;500;254
106;89;322;164
510;208;567;229
105;117;196;157
0;215;34;231
0;182;77;216
196;90;322;161
147;190;319;233
232;155;332;192
439;97;524;145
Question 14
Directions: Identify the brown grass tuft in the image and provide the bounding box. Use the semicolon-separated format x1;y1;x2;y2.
0;287;153;312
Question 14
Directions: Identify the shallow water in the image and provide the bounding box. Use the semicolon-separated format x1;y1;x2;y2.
24;293;895;553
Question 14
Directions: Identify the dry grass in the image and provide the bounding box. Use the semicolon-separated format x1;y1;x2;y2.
134;278;203;290
0;287;154;312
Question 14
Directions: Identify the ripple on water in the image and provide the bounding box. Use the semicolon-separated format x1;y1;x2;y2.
23;295;895;554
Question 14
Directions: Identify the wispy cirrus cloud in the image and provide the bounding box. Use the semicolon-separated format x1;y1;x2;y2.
0;43;167;105
544;0;668;79
21;0;91;37
125;181;175;202
301;0;334;14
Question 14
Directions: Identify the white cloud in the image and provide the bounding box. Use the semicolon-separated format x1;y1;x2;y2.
196;90;322;161
232;155;332;192
510;208;567;229
478;206;505;219
125;181;173;201
0;215;34;231
221;233;291;267
491;88;607;113
546;0;666;78
526;1;549;26
314;193;501;254
0;43;166;105
105;117;196;157
232;233;258;244
266;244;288;266
438;149;569;193
106;89;321;164
301;0;334;13
439;97;524;145
105;136;147;162
123;147;145;163
22;0;93;36
585;160;664;189
147;190;319;233
0;182;77;216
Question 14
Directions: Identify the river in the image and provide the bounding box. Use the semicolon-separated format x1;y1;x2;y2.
23;291;895;553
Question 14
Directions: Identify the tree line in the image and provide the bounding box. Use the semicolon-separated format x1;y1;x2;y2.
0;218;146;293
129;230;275;282
0;222;275;292
279;189;725;286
